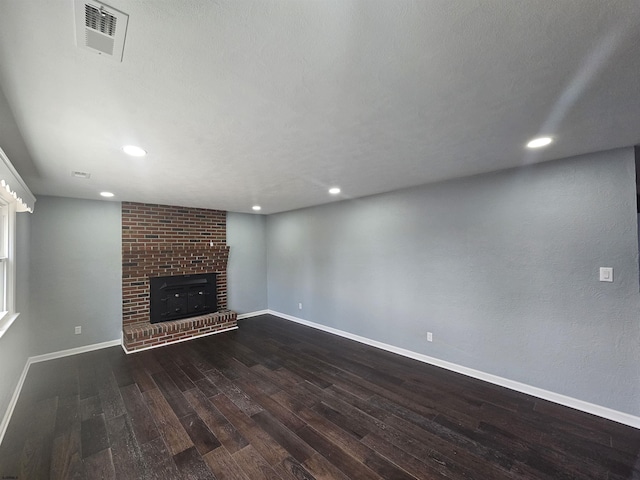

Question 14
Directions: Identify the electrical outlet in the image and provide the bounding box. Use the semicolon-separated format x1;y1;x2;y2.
298;302;303;310
427;332;433;342
75;326;82;335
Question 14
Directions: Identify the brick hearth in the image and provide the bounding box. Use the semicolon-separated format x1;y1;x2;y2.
122;202;237;352
123;311;237;352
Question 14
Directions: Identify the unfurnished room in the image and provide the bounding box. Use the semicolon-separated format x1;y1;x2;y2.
0;1;638;479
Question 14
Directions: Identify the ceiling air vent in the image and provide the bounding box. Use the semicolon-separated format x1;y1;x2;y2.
74;0;129;62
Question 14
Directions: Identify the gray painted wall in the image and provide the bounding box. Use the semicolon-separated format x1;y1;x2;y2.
266;148;640;416
25;200;268;356
227;212;268;314
29;196;122;355
0;212;33;422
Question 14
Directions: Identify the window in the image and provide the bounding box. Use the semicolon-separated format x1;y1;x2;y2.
0;147;35;338
0;200;7;314
0;199;18;338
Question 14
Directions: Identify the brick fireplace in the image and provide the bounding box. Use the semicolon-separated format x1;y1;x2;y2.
121;202;237;352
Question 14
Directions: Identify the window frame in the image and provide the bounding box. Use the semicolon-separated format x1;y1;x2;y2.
0;146;35;338
0;199;8;312
0;199;17;338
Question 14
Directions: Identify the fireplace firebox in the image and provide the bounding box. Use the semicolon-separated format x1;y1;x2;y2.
149;273;217;324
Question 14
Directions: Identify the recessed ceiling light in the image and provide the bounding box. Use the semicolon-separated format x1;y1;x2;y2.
526;137;553;149
329;187;341;195
252;205;261;211
122;145;147;157
100;191;115;198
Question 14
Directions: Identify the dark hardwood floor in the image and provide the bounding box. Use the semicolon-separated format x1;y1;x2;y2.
0;314;638;479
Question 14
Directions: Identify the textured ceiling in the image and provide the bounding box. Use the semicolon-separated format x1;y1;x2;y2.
0;0;638;214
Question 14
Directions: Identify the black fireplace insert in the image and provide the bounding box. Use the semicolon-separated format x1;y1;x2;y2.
149;273;217;324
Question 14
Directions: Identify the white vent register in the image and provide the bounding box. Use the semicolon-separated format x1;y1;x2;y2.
74;0;129;61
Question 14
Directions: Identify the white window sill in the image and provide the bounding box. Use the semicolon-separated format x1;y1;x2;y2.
0;311;19;339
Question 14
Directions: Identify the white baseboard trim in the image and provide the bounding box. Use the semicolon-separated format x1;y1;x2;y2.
30;339;122;364
267;310;640;429
0;337;122;446
121;326;239;354
0;359;30;446
237;310;269;320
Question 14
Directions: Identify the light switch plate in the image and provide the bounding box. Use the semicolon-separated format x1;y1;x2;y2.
599;267;613;282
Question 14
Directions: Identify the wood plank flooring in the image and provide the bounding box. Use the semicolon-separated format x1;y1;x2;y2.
1;314;639;479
